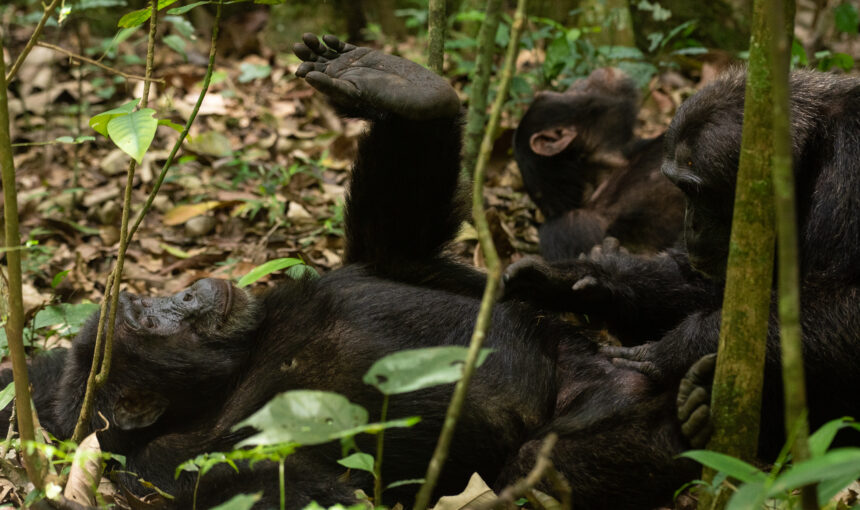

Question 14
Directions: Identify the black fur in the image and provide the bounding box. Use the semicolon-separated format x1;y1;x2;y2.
505;68;860;457
514;68;685;261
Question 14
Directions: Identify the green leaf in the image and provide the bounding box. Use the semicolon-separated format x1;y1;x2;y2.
163;34;187;59
234;390;369;447
238;62;272;83
168;1;211;15
209;493;262;510
107;108;158;163
809;417;857;457
118;7;152;28
767;448;860;496
363;346;493;395
337;453;375;475
834;2;859;34
89;99;138;137
0;382;15;412
725;481;766;510
680;450;766;484
238;258;305;287
33;303;99;335
285;264;320;280
158;119;185;134
51;270;70;289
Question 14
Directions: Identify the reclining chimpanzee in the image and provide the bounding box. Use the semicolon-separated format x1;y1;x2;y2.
1;35;699;509
514;68;685;261
504;68;860;457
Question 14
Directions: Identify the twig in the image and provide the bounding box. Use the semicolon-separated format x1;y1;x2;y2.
128;1;223;240
35;42;163;83
5;0;62;83
475;433;563;510
413;2;528;509
0;30;43;490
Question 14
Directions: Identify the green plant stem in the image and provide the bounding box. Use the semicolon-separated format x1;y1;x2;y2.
129;3;222;240
71;1;223;443
193;472;201;510
5;0;62;83
413;1;527;509
279;458;286;510
374;394;389;504
0;33;43;490
72;0;159;442
768;0;815;508
462;0;503;178
427;0;446;74
699;0;781;507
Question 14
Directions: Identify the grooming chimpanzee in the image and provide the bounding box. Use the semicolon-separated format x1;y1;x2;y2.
504;68;860;456
0;35;698;510
514;68;685;261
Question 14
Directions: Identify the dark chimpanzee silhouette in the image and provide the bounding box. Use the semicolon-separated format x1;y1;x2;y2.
514;68;685;261
504;68;860;457
0;35;699;510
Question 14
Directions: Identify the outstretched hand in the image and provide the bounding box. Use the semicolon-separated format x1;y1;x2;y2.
293;33;460;121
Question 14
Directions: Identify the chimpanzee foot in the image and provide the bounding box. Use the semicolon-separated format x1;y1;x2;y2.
293;33;460;121
677;353;716;448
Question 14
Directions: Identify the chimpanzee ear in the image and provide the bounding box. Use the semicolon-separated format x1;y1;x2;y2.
113;390;169;430
529;126;578;157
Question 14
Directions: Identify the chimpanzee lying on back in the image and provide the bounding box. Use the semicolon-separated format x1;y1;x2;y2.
504;68;860;457
0;35;697;510
514;68;685;261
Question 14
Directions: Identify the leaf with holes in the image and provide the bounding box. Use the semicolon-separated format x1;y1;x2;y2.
234;390;369;447
107;108;158;163
363;346;494;395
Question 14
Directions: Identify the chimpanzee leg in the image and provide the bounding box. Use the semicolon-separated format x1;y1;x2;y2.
294;34;466;272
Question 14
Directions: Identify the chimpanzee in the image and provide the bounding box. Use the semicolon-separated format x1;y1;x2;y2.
504;68;860;457
0;35;700;510
514;68;685;261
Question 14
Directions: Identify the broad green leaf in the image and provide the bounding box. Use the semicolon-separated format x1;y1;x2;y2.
238;63;272;83
234;390;369;447
210;493;262;510
725;481;765;510
0;382;15;412
835;2;859;34
33;303;99;335
363;346;493;395
118;7;152;28
89;99;138;137
168;1;211;15
107;108;158;163
337;453;375;475
809;417;857;457
238;258;305;287
680;450;766;484
767;448;860;496
163;34;187;59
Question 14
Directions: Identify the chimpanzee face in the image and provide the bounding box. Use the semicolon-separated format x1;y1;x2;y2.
662;82;744;280
83;278;260;431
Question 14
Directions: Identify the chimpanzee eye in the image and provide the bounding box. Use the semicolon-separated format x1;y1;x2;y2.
144;317;158;329
687;160;693;167
183;293;194;302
